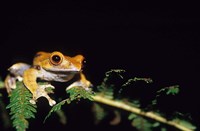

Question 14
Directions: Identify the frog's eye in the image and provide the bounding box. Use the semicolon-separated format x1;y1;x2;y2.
50;52;63;65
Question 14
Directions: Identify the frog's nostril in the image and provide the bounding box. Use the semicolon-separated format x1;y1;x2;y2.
81;60;86;68
83;60;86;64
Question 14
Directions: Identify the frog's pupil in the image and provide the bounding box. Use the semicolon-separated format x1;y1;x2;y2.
52;55;61;63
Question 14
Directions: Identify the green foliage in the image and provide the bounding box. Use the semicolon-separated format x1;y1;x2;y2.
95;70;168;130
124;99;141;108
55;109;67;125
6;81;37;131
172;118;196;130
44;86;94;122
67;86;94;101
97;84;114;99
0;77;4;89
96;69;125;99
131;116;155;131
94;69;196;130
152;85;180;106
128;113;165;131
0;69;197;131
44;99;68;123
157;85;180;95
92;103;107;124
122;77;153;87
104;69;126;81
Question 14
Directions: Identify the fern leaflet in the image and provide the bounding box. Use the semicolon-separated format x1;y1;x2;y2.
6;81;37;131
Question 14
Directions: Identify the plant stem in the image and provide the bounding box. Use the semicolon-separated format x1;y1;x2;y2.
92;95;193;131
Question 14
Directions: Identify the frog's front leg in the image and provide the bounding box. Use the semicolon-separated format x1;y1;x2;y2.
23;68;56;106
66;72;92;91
4;63;31;94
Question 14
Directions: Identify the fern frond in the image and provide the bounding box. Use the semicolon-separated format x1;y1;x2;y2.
93;69;196;131
6;81;37;131
97;69;125;99
96;84;114;99
44;86;94;122
67;86;94;101
0;77;4;89
92;103;107;124
56;109;67;124
130;116;154;131
157;85;180;95
105;69;125;80
128;113;163;131
172;118;196;130
151;85;180;106
122;77;153;87
44;99;68;123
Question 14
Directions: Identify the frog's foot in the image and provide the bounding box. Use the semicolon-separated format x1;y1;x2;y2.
29;97;56;106
39;83;55;94
66;80;92;91
29;84;56;106
4;75;17;94
39;83;55;89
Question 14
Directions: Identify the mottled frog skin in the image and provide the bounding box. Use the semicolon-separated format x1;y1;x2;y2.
5;51;92;106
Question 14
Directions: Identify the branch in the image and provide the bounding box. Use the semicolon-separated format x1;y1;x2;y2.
93;95;193;131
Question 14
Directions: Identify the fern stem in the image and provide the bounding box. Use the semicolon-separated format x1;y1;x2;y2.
93;95;193;131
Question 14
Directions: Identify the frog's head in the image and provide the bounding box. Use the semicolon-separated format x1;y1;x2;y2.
33;51;84;73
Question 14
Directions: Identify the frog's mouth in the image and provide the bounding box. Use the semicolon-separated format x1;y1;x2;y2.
43;67;81;74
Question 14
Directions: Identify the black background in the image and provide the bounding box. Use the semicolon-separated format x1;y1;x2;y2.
1;2;200;131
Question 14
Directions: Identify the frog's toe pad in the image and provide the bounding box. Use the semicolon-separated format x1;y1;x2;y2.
40;84;55;89
29;99;36;105
49;100;56;106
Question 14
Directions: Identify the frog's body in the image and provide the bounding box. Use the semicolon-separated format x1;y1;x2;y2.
5;51;91;106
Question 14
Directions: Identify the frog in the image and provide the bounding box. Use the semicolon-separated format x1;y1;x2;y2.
4;51;92;106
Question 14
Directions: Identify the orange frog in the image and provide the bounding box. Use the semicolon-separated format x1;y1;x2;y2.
5;51;92;106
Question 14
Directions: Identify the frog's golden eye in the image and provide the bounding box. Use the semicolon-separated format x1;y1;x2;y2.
50;52;63;65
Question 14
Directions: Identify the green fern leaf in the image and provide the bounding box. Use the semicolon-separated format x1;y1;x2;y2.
44;99;68;123
67;86;94;101
45;86;94;122
97;69;122;99
97;84;114;99
6;81;37;131
56;109;67;125
128;113;164;131
166;85;180;95
122;77;153;87
172;118;196;130
0;78;4;89
105;69;125;80
128;113;137;120
131;116;153;131
157;85;180;95
92;103;107;124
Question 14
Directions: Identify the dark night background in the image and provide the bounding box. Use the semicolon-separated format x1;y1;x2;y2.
1;2;200;131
